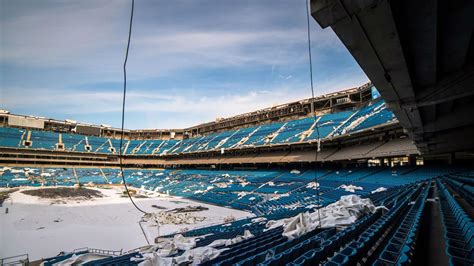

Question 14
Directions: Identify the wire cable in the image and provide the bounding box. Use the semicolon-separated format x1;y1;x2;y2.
119;0;148;215
306;0;322;228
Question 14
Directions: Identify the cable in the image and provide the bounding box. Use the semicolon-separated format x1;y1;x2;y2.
306;0;322;228
119;0;148;215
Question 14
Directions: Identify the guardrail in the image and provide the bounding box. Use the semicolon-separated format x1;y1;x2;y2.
72;247;122;256
0;254;29;266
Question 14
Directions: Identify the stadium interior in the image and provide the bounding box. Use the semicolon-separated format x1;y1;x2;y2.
1;0;473;265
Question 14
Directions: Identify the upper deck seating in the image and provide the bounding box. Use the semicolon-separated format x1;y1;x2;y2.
0;100;397;156
0;127;24;148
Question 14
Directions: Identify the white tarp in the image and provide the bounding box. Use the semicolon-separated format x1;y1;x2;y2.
208;230;254;247
56;253;110;265
137;195;387;265
172;234;197;250
266;195;387;240
138;246;221;266
137;230;255;265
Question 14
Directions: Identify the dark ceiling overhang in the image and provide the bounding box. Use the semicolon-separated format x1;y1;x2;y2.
311;0;474;154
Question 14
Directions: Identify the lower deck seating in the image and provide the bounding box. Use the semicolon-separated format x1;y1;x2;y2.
42;250;90;266
1;166;472;265
289;184;422;265
437;179;474;265
373;182;429;265
443;174;474;206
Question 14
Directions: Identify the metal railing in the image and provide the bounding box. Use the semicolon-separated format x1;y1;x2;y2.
0;254;29;266
72;247;122;256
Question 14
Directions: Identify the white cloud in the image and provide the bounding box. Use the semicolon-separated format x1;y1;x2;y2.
0;0;342;81
0;0;368;128
1;71;368;129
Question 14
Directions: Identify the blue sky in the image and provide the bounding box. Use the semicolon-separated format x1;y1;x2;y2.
0;0;368;129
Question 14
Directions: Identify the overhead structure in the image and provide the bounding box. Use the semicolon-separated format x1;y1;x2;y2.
311;0;474;154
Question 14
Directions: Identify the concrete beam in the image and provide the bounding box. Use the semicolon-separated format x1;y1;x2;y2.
439;0;474;73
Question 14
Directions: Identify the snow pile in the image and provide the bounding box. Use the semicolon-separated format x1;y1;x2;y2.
340;102;387;135
142;212;206;225
290;169;301;174
371;187;387;194
266;195;387;240
193;186;214;194
24;168;37;175
11;169;26;174
0;166;12;172
339;184;363;193
306;182;320;189
11;178;29;181
214;182;228;188
237;191;249;198
215;136;231;149
269;193;289;201
340;116;366;135
209;230;254;247
239;181;250;187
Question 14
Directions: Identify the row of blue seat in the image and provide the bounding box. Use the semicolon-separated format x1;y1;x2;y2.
443;174;474;206
323;183;427;265
373;181;430;265
437;179;474;265
288;184;422;265
0;166;445;218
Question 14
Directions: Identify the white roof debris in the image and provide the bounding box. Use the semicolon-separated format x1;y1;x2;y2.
266;195;388;240
371;187;387;194
306;182;319;189
208;230;254;248
339;184;363;193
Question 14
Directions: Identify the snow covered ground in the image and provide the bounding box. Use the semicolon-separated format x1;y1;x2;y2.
0;186;252;261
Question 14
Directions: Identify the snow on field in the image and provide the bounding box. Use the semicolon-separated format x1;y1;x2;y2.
0;186;253;261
